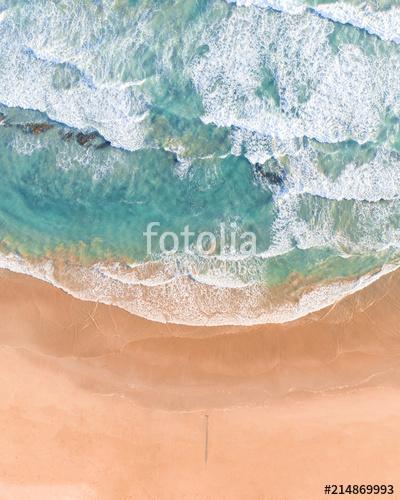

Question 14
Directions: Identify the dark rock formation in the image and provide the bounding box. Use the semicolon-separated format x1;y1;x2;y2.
62;131;74;141
264;171;285;185
254;163;285;185
76;132;97;146
22;123;53;135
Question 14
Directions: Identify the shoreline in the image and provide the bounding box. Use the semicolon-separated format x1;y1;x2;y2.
0;250;397;327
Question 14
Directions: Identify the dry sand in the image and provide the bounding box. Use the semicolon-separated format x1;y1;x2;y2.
0;268;400;499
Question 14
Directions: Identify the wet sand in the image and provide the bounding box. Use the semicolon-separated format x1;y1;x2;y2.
1;268;400;498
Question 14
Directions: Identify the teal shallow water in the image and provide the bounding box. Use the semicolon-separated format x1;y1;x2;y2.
0;0;399;324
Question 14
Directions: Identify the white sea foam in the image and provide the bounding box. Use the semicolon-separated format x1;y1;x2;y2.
313;2;400;44
0;1;153;150
0;250;396;326
2;0;399;154
226;0;306;15
188;272;255;289
286;147;400;202
267;190;400;256
11;133;46;157
190;7;400;154
227;0;400;45
244;145;400;259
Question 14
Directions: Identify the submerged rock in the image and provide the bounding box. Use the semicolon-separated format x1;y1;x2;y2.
61;131;74;141
254;163;285;185
22;123;53;135
76;132;97;146
264;171;285;185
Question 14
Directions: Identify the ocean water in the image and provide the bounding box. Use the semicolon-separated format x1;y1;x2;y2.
0;0;399;324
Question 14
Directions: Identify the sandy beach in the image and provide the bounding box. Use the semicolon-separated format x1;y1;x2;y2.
1;268;400;498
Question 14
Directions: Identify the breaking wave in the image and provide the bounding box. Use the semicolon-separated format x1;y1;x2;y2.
0;251;397;325
227;0;400;44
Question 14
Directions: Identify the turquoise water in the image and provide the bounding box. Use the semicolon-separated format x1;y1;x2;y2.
0;0;400;324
